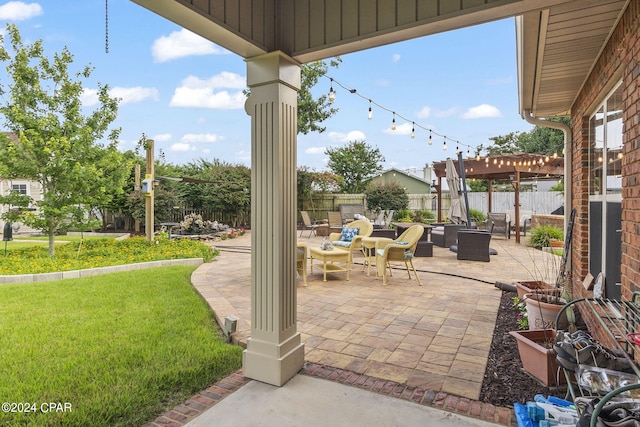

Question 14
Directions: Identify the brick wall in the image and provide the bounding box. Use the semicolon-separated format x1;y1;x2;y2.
569;1;640;337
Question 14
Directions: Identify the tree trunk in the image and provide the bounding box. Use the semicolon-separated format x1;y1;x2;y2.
48;231;55;257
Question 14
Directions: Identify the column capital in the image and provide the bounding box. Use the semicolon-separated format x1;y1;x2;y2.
245;51;301;91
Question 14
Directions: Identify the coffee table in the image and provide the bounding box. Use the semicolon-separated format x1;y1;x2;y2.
309;247;350;281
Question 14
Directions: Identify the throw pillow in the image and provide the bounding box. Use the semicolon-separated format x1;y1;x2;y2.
340;227;359;242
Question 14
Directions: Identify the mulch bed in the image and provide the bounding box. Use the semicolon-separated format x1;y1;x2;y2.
479;289;567;407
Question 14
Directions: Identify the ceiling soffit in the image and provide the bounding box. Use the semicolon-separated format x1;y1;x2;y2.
519;0;628;118
131;0;576;63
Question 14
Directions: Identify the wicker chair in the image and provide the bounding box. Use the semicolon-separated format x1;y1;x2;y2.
374;224;424;285
456;230;492;262
328;219;374;267
296;242;308;285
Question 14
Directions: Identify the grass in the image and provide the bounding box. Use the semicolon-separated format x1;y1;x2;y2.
0;236;217;275
0;266;243;427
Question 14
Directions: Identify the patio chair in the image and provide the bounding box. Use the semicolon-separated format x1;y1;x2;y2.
327;211;343;234
455;230;492;262
329;219;374;267
372;211;386;228
299;211;326;237
487;213;510;239
431;223;466;248
296;242;307;286
374;224;424;285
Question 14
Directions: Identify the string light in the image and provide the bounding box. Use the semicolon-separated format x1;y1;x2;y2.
391;112;396;131
411;122;415;139
368;100;372;120
428;131;432;145
328;78;336;103
443;137;447;151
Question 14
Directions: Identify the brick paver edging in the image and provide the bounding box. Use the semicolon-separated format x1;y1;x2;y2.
301;363;515;427
143;369;249;427
144;364;515;427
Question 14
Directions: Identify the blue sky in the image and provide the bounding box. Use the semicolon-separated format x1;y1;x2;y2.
0;1;534;172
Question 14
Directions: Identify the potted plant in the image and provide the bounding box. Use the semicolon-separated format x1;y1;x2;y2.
509;329;566;386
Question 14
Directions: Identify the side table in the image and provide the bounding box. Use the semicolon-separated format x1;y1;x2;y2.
360;236;390;276
309;247;350;281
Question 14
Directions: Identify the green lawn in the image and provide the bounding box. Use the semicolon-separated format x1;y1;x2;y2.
0;266;243;427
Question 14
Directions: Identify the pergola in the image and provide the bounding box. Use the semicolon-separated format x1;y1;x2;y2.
432;153;565;243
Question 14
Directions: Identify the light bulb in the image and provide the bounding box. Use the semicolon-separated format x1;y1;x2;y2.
411;123;415;139
553;152;558;158
368;106;372;120
391;113;396;131
328;79;335;102
476;154;480;161
428;132;432;145
443;141;447;151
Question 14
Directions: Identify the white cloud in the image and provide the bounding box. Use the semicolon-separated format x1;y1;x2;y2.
110;87;159;105
327;130;366;143
81;87;158;106
180;133;223;143
170;72;246;109
80;89;99;106
416;106;431;118
462;104;502;119
153;133;172;142
152;28;230;62
0;1;42;20
392;54;401;63
305;147;326;155
170;143;192;152
384;122;413;135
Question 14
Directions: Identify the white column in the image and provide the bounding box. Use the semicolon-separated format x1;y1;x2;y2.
242;51;304;386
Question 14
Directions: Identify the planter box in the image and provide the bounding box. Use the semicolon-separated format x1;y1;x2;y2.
515;280;554;299
509;329;565;386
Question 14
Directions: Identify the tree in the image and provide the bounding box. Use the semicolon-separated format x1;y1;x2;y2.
325;141;385;193
297;59;341;134
0;24;130;255
486;117;569;155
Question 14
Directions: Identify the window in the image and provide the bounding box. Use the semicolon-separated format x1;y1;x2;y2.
11;183;28;195
589;83;623;196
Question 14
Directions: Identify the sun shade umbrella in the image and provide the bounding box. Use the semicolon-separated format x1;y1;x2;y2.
446;157;467;225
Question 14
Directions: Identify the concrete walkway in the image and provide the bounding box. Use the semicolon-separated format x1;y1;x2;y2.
148;231;559;427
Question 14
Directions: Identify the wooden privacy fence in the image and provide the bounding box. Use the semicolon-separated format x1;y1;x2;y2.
299;191;564;223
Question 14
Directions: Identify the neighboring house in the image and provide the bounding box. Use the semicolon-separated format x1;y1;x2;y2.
0;178;40;234
368;168;432;194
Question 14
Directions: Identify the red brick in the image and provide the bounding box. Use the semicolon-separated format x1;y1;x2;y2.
481;403;496;422
457;398;471;414
152;416;182;427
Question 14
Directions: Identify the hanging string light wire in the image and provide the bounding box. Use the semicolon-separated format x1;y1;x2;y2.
105;0;109;53
326;75;480;154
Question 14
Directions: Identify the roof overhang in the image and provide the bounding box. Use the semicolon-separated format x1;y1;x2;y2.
517;0;629;119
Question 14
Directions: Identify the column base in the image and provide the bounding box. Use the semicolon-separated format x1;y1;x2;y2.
243;333;305;386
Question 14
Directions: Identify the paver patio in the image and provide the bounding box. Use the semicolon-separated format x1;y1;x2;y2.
192;231;559;401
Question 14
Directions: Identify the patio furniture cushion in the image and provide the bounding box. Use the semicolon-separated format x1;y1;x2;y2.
333;240;352;248
340;227;360;242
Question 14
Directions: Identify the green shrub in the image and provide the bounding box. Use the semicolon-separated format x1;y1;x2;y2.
395;209;413;222
469;208;486;224
364;182;409;213
413;209;436;223
528;225;564;248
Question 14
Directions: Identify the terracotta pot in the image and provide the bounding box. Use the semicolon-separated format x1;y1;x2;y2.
515;281;554;299
523;292;568;330
509;329;566;386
